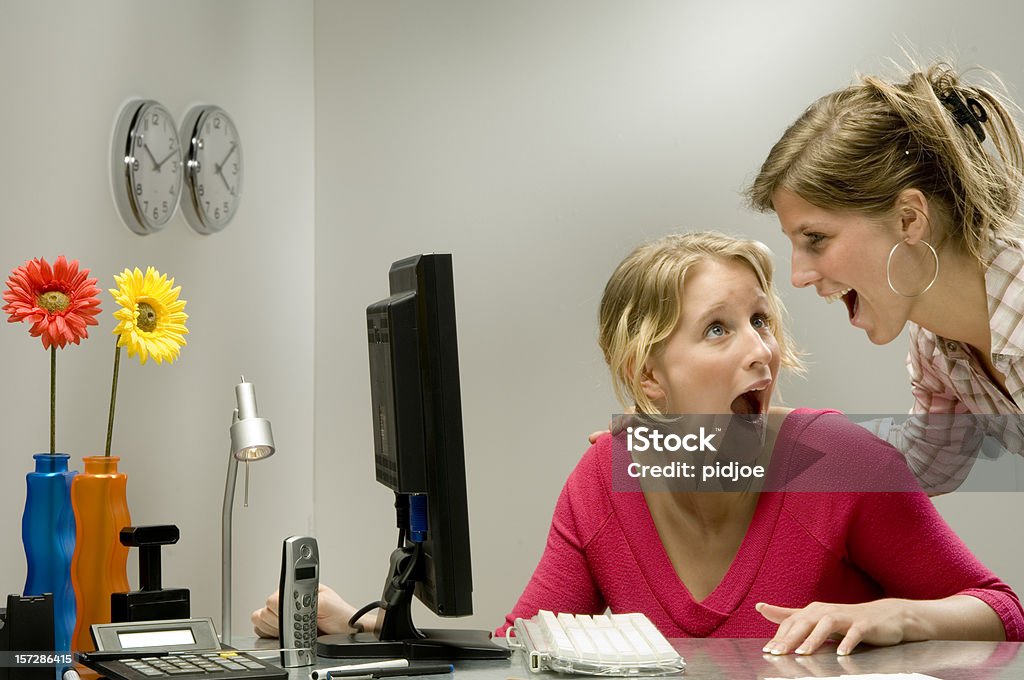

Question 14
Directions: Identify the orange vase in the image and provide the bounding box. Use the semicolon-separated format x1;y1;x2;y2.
70;456;131;651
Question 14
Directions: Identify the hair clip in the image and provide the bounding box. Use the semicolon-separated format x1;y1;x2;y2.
939;90;988;143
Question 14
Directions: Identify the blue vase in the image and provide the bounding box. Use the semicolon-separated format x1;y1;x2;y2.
23;453;77;652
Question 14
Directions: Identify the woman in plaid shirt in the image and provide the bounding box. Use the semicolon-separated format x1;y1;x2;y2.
749;61;1024;494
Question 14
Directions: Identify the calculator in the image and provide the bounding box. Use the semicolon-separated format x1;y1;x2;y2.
80;618;287;680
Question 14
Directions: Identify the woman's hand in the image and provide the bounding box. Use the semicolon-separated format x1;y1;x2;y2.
756;600;909;656
588;412;637;444
758;595;1005;656
251;583;376;638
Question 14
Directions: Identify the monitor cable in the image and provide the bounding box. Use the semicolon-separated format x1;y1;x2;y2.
347;541;422;633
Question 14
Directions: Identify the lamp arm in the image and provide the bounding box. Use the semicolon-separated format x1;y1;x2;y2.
222;446;239;644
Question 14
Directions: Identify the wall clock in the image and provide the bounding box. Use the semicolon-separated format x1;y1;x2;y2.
111;100;183;235
180;105;243;234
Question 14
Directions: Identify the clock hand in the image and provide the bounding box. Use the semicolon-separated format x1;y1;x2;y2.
213;142;238;195
142;143;160;171
155;149;178;170
219;142;237;168
217;167;234;194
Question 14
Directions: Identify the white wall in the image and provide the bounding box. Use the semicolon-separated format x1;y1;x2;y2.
0;0;315;636
313;0;1024;632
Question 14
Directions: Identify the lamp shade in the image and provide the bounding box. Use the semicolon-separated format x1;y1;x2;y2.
229;418;274;460
229;379;275;460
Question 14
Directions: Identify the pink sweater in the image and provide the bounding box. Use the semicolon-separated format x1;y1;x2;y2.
499;409;1024;640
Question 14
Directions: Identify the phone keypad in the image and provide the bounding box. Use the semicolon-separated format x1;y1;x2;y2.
293;588;318;649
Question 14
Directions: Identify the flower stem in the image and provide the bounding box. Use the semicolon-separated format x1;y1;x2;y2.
50;345;56;455
105;342;121;457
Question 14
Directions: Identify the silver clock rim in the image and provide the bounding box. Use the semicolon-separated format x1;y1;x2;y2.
111;99;183;235
180;104;243;235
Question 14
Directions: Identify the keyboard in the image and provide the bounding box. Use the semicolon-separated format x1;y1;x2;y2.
509;611;685;675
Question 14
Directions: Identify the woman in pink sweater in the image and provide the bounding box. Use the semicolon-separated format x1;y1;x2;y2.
501;231;1023;656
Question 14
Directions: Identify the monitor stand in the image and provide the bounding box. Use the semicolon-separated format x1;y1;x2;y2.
316;545;509;661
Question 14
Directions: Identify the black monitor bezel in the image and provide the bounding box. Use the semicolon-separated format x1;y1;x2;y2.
367;254;473;616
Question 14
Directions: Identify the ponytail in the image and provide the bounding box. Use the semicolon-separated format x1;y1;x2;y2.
748;61;1024;263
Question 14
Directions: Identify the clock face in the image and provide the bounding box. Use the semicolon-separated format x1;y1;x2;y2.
112;100;183;234
182;106;243;234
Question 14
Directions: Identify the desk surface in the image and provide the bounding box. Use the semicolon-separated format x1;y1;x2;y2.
246;637;1024;680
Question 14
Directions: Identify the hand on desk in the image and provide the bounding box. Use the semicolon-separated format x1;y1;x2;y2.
757;600;906;656
252;583;379;639
757;594;1005;656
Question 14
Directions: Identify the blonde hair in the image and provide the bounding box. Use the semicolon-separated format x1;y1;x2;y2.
748;62;1024;263
598;231;803;414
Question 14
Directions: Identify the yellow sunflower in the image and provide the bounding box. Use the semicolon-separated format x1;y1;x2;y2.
110;267;188;364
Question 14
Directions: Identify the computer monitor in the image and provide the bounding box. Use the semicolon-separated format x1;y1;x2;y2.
316;254;508;661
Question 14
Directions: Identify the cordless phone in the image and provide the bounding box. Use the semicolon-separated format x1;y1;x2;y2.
278;536;319;667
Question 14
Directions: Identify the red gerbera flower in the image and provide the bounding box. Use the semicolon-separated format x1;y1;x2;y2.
3;256;102;349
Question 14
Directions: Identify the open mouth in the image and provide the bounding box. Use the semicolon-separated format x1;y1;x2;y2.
824;287;859;322
841;289;859;321
730;387;768;415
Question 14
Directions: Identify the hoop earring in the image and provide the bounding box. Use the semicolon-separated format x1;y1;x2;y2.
886;239;939;297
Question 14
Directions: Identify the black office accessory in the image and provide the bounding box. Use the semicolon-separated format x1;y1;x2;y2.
82;618;286;680
110;525;191;623
327;664;453;679
0;593;57;680
316;254;508;661
309;660;408;680
278;536;319;667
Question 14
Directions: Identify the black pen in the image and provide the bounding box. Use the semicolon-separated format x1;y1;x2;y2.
327;663;454;679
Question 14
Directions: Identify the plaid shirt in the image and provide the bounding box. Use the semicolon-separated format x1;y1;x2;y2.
869;242;1024;494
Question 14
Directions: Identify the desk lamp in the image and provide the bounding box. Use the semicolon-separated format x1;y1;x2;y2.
222;377;275;644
